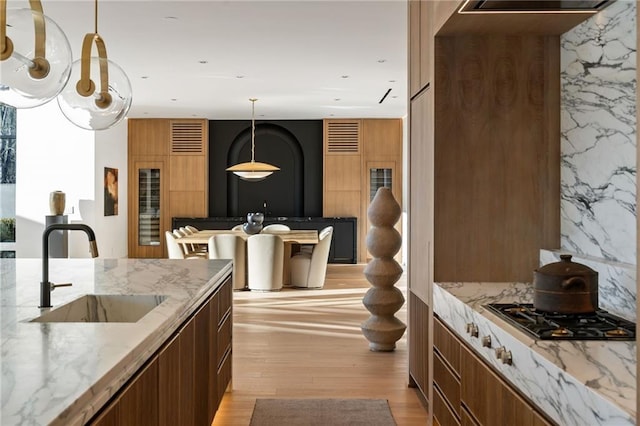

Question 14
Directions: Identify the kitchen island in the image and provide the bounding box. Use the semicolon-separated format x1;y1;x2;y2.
434;282;635;426
1;258;233;426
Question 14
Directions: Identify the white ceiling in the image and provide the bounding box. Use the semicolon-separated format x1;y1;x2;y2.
38;0;408;120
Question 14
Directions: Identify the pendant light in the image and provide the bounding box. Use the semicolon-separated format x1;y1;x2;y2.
226;98;280;182
57;0;131;130
0;0;73;108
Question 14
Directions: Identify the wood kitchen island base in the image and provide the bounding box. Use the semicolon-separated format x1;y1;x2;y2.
91;276;233;426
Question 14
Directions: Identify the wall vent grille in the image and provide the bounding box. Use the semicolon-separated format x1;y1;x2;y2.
327;121;360;153
171;121;205;153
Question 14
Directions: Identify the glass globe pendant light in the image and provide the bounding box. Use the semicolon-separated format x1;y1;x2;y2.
226;98;280;182
0;0;73;108
57;0;131;130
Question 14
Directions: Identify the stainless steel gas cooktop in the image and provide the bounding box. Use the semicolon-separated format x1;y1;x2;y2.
484;303;635;340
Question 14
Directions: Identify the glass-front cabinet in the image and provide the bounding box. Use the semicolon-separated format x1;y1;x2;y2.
138;168;161;246
130;161;167;258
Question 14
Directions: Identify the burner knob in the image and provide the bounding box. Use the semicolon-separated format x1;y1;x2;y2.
481;335;492;348
495;346;505;359
466;322;479;338
500;349;513;366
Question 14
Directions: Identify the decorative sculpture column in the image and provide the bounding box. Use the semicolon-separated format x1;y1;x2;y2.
361;187;406;351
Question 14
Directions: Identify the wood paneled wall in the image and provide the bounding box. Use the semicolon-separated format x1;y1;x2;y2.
433;35;560;282
323;119;403;263
128;119;208;258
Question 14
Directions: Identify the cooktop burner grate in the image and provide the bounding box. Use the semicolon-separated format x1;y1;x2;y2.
484;303;636;340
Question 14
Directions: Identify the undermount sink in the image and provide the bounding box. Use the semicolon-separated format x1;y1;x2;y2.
30;294;167;323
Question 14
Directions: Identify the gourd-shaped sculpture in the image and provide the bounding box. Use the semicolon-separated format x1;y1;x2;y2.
243;212;264;235
361;187;406;351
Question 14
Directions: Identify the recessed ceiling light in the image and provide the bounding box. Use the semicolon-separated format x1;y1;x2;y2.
164;16;178;20
199;60;208;64
236;75;245;79
389;79;396;83
334;98;341;101
392;96;398;99
144;112;149;115
141;76;149;79
171;98;177;102
377;59;387;63
341;75;349;79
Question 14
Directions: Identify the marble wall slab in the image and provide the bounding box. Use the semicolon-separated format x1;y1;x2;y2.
540;249;636;322
560;0;637;265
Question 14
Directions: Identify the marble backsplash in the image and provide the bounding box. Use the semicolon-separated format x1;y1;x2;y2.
560;0;637;265
540;249;636;322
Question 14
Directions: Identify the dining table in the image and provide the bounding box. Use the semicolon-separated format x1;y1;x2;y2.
175;229;319;286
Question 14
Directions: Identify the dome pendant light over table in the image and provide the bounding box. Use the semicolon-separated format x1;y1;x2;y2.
57;0;131;130
226;98;279;182
0;0;73;108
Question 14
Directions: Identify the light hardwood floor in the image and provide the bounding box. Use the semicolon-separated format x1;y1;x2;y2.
212;264;429;425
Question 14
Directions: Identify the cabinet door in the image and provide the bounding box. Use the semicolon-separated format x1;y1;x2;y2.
90;400;119;426
408;292;429;397
158;335;181;426
118;358;159;426
194;298;212;426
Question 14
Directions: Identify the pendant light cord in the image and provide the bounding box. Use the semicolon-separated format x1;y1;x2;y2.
250;98;257;163
94;0;98;34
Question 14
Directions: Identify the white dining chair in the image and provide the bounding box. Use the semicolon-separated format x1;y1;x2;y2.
231;224;244;231
208;234;247;290
166;231;202;259
247;234;284;291
289;226;333;288
262;224;290;233
185;225;199;233
173;229;206;258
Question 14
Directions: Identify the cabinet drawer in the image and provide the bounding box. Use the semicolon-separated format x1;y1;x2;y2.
434;385;461;426
216;347;232;408
434;317;461;374
461;407;480;426
217;278;232;326
217;313;232;364
434;351;461;417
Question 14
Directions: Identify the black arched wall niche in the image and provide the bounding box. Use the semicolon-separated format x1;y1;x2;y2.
208;120;323;217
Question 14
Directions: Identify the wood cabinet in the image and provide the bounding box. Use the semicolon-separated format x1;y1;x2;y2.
432;317;553;426
408;292;430;400
323;118;403;263
90;277;232;426
128;119;208;258
409;0;432;97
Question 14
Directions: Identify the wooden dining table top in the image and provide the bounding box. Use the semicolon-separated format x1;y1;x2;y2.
176;229;319;245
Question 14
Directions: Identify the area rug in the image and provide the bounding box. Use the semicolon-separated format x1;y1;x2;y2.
249;398;397;426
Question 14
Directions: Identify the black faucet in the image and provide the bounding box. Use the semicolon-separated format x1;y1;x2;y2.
41;223;99;308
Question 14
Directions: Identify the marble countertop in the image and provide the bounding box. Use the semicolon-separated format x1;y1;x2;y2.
433;282;636;426
1;258;233;426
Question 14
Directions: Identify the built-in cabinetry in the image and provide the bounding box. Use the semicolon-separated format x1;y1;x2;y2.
406;0;605;422
433;317;553;426
407;0;434;413
322;118;402;263
128;119;208;258
90;277;232;425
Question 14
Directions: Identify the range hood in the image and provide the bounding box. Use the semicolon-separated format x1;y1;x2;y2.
459;0;615;13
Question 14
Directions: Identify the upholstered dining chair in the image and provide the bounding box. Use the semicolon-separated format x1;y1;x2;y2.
231;224;244;231
185;225;199;233
289;226;333;288
208;234;247;290
262;224;290;233
247;234;284;291
173;229;207;258
165;231;202;259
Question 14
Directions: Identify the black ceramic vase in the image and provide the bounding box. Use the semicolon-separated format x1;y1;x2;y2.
243;212;264;235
